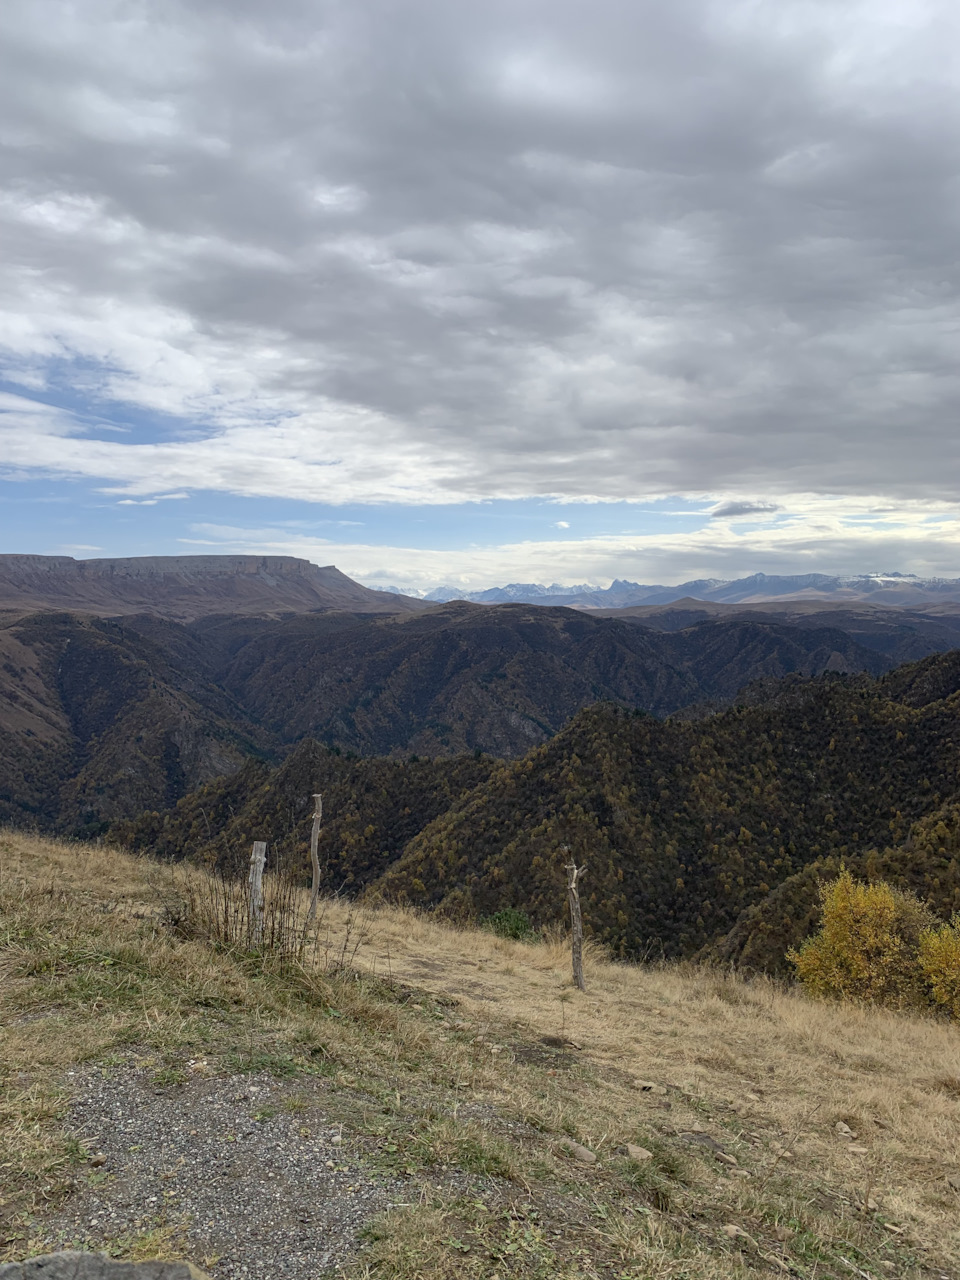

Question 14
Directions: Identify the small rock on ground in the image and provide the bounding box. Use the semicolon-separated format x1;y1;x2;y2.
623;1145;653;1162
561;1141;597;1165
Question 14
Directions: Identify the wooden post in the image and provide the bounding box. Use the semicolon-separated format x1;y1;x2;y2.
249;840;267;946
307;793;323;922
566;859;586;991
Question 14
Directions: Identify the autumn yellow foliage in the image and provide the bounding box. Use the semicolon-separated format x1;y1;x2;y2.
790;870;960;1016
919;915;960;1018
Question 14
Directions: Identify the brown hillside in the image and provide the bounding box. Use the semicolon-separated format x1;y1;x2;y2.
598;598;960;665
1;604;899;834
0;554;426;620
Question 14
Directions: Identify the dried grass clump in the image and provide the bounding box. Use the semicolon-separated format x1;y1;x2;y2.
162;860;312;966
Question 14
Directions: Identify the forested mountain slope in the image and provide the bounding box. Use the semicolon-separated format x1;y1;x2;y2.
374;661;960;959
203;604;890;753
1;603;895;833
115;740;496;888
0;611;267;832
120;651;960;969
602;597;960;664
710;796;960;971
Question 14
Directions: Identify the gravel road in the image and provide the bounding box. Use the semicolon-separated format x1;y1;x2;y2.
35;1063;404;1279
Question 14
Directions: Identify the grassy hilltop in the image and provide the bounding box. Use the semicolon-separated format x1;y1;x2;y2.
2;830;959;1279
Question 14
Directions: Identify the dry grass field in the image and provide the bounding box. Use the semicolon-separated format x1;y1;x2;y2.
2;829;959;1279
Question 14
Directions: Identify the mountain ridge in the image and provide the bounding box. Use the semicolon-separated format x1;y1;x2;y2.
117;649;960;972
8;554;960;618
0;603;898;832
0;554;427;620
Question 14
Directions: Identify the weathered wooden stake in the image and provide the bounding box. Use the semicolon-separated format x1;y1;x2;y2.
566;859;587;991
307;793;323;922
248;840;267;946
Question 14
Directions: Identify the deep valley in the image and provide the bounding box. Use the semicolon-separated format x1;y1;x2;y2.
3;554;960;978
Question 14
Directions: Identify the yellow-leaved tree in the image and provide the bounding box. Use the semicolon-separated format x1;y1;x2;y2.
788;870;960;1014
918;916;960;1018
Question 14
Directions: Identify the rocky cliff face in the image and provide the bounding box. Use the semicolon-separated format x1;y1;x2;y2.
0;555;425;620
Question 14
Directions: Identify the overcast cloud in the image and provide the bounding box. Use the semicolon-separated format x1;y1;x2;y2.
2;0;960;583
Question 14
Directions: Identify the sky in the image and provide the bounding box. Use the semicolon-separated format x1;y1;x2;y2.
2;0;960;592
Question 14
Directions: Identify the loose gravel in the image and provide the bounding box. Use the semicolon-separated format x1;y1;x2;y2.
36;1064;405;1280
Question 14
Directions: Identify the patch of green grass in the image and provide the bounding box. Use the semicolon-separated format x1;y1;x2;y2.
102;1220;193;1264
355;1196;584;1280
281;1095;311;1114
620;1159;679;1212
642;1137;693;1185
617;1133;695;1212
151;1065;187;1088
481;909;536;941
224;1049;312;1077
372;1115;523;1183
0;1081;86;1248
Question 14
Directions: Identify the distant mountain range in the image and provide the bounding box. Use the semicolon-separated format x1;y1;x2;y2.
0;554;426;620
6;556;960;620
392;571;960;609
4;551;960;841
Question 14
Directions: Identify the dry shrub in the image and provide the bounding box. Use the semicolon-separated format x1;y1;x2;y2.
163;859;314;968
788;870;960;1015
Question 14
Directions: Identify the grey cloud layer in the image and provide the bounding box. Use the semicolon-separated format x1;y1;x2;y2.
2;0;960;501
